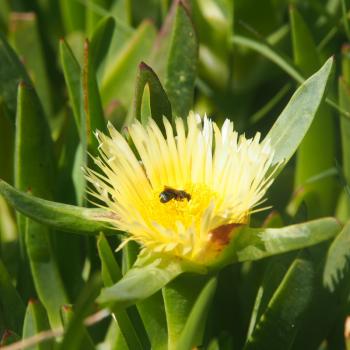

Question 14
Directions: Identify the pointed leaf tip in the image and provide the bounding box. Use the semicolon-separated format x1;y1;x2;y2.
267;56;334;171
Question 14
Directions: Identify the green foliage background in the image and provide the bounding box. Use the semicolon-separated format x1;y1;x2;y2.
0;0;350;349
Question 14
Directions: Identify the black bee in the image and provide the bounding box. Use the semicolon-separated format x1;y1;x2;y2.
159;186;191;203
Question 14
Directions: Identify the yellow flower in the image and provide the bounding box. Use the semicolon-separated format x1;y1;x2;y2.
85;112;279;264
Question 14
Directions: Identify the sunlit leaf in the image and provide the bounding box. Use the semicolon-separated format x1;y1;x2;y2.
101;20;156;108
98;254;206;308
210;217;340;269
0;179;113;235
130;61;172;125
267;57;333;170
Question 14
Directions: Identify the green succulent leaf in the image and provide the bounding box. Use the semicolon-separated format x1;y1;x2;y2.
244;256;314;350
0;259;25;335
151;1;198;119
163;274;209;350
60;39;81;130
0;179;112;235
58;275;102;350
98;254;206;308
176;276;218;350
101;20;156;108
90;16;115;71
59;0;85;33
339;77;350;217
323;221;350;291
210;217;341;269
0;32;31;122
131;61;172;125
14;82;68;328
98;233;123;286
85;0;109;36
60;305;95;350
246;253;296;339
164;2;197;119
97;233;148;350
267;56;333;170
81;38;107;153
22;300;52;350
9;12;53;118
290;7;336;216
291;242;350;349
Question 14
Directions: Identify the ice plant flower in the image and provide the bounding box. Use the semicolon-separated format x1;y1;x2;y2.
85;113;279;265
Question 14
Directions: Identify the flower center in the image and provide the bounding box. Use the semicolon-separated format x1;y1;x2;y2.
145;183;218;231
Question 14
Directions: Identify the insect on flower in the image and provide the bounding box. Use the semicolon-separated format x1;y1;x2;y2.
159;186;191;203
85;112;281;264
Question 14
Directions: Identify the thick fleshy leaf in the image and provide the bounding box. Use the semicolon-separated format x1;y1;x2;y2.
0;1;9;31
191;0;233;90
77;37;106;210
151;1;198;119
290;6;321;76
0;98;14;183
164;2;197;118
98;255;206;308
60;39;81;130
291;242;350;349
101;20;156;108
14;82;54;198
339;77;350;218
286;187;321;220
0;179;113;235
176;276;218;350
210;217;341;269
290;7;336;216
97;233;148;350
9;12;53;118
0;259;25;335
85;0;108;36
60;305;95;350
14;82;68;328
81;39;107;153
22;219;68;328
163;274;209;350
59;0;85;33
266;57;333;169
246;252;296;339
22;300;52;350
128;0;161;26
323;221;350;291
0;32;32;123
131;61;172;125
136;294;168;350
244;256;314;350
90;16;115;71
58;275;102;350
98;233;123;286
